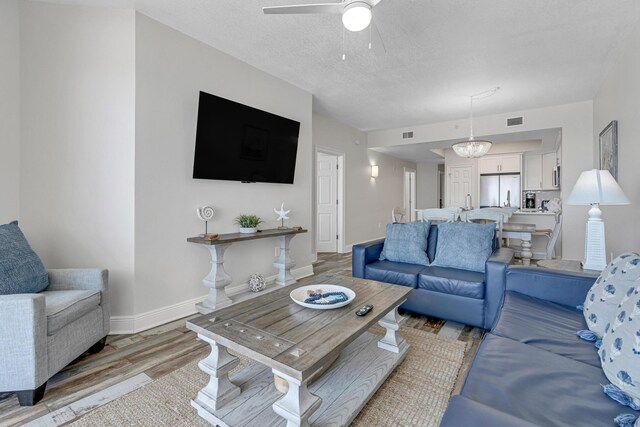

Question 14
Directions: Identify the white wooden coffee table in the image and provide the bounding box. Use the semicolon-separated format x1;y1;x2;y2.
186;274;411;427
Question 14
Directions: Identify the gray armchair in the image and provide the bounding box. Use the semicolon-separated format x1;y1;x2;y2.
0;268;109;406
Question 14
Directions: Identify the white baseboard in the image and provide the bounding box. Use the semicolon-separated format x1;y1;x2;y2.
109;264;315;335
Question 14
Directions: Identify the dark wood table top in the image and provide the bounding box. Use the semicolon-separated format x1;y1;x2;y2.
187;273;411;382
187;228;307;245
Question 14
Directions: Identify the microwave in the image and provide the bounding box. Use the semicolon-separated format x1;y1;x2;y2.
552;165;560;188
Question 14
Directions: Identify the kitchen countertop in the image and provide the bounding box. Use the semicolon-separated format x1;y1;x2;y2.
513;210;558;215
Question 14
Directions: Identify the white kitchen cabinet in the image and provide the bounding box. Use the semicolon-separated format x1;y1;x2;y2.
542;152;557;189
524;152;558;190
478;154;522;174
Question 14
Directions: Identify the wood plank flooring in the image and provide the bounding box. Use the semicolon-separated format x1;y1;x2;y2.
0;253;484;426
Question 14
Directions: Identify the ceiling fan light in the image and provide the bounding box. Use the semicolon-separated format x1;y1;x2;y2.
452;139;492;158
342;2;372;32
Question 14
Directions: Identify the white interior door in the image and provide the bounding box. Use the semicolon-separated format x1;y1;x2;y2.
447;165;472;208
316;153;338;252
404;169;417;222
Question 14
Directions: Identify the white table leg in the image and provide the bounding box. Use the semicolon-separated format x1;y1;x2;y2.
196;243;233;314
520;235;533;266
194;334;241;412
273;234;297;286
378;306;407;354
272;370;321;427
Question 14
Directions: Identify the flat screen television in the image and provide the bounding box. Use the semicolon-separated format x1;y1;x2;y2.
193;91;300;184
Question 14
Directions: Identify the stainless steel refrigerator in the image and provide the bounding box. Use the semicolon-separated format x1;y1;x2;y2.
480;174;521;208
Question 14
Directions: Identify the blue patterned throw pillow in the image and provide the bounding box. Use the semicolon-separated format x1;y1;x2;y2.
581;253;640;340
380;222;431;266
598;283;640;424
0;221;49;295
430;222;495;273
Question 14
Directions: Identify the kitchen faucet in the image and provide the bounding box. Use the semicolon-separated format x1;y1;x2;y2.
504;190;511;207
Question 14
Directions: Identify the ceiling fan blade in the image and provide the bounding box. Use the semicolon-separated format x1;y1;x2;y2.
371;0;384;6
263;3;343;15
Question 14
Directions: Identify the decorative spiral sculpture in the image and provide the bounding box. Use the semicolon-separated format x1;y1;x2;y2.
197;206;215;221
248;273;266;293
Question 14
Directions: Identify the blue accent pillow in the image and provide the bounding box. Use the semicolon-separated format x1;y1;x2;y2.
0;221;49;295
380;222;431;266
431;222;495;272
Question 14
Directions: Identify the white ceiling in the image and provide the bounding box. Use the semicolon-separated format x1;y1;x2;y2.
371;128;562;163
45;0;640;131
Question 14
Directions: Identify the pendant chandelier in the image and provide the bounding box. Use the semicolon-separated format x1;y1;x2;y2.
452;88;499;158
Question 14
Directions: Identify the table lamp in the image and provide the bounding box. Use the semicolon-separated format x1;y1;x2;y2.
566;169;630;271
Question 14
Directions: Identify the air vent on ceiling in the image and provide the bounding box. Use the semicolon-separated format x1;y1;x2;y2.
506;116;524;127
402;131;414;139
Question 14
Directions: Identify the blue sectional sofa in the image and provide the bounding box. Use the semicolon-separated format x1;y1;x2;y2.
440;266;638;426
352;224;514;329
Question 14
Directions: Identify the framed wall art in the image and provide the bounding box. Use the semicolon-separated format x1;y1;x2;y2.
599;120;618;180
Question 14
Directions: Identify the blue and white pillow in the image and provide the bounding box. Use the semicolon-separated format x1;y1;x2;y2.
582;253;640;339
380;222;431;266
430;222;495;273
598;282;640;423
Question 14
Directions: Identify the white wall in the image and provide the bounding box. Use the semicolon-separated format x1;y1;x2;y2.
134;14;314;315
368;102;593;259
416;162;439;208
0;0;20;224
19;1;136;317
312;114;416;249
593;19;640;257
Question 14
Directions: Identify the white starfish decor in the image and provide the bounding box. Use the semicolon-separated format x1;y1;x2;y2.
274;203;290;228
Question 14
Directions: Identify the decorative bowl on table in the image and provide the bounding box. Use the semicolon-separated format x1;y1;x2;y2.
290;284;356;310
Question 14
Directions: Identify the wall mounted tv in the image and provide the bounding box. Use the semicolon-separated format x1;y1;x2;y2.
193;91;300;184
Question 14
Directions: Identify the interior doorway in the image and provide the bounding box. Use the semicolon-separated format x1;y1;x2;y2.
315;149;344;253
447;165;472;208
403;168;417;222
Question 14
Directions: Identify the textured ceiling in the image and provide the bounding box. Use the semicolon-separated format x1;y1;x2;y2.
45;0;640;131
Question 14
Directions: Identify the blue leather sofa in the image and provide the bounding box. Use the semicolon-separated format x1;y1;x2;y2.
440;266;637;426
352;224;514;329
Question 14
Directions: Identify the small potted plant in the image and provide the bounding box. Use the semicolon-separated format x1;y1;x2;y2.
235;214;263;234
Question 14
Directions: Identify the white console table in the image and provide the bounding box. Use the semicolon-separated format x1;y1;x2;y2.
187;228;307;314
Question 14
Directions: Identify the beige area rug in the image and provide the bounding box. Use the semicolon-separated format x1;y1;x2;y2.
69;326;468;427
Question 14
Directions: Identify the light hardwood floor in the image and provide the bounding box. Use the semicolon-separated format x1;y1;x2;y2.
0;253;484;426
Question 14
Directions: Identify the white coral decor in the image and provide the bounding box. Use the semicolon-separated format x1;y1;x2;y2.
248;273;266;292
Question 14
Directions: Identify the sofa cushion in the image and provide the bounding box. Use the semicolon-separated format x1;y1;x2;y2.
431;222;495;272
379;222;430;266
42;289;101;335
365;261;423;288
418;266;485;299
461;334;631;427
583;253;640;339
0;221;49;295
440;395;538;427
492;291;601;367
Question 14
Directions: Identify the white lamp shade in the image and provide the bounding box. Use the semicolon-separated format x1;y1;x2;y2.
371;165;379;178
342;2;372;32
566;169;630;205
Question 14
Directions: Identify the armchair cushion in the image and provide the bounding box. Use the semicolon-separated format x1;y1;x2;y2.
431;222;495;273
0;221;48;295
42;290;101;335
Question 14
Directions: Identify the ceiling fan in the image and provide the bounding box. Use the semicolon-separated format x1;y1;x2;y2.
263;0;384;32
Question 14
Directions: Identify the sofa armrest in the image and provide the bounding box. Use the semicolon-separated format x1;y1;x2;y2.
506;266;596;307
0;294;48;390
47;268;108;292
484;248;514;329
47;268;110;336
351;239;385;278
